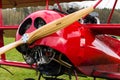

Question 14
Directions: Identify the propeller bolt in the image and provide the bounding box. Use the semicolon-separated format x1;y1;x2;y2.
22;34;29;43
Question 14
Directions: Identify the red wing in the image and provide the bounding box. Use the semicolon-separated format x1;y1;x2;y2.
84;24;120;36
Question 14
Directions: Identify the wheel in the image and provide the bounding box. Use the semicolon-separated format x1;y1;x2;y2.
44;77;64;80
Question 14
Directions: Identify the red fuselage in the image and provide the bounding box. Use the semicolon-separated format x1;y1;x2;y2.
16;10;120;75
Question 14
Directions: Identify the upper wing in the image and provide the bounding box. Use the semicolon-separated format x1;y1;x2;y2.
2;0;88;9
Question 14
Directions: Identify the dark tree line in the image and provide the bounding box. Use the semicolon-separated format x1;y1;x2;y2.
2;7;120;25
95;8;120;23
2;6;45;25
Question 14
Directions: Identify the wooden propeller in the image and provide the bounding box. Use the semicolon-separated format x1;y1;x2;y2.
0;6;94;55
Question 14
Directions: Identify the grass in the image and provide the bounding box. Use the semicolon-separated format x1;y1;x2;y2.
0;37;106;80
0;37;38;80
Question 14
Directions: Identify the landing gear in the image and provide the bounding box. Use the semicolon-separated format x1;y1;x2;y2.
37;73;65;80
93;77;96;80
44;77;64;80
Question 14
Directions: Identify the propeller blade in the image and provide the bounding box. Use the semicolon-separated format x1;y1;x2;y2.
0;6;94;55
0;39;23;55
27;6;94;43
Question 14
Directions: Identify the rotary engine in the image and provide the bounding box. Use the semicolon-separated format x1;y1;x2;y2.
17;45;72;77
16;10;73;79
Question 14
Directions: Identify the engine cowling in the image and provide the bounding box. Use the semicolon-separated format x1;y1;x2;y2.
16;10;74;78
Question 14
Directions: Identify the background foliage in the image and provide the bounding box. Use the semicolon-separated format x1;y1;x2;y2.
2;7;120;25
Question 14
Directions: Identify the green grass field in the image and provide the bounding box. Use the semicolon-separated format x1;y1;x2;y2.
0;37;106;80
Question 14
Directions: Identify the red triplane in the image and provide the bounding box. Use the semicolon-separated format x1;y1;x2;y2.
0;0;120;80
